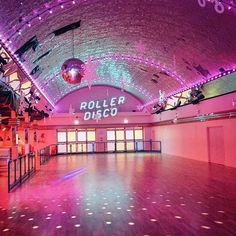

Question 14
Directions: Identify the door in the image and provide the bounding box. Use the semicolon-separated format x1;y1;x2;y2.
207;126;225;165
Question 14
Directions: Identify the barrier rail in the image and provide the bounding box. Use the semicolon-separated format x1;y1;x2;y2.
57;140;161;154
40;140;161;164
8;152;36;192
40;145;57;165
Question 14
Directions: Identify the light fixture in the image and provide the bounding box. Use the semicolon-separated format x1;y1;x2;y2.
197;0;235;14
214;0;225;13
74;117;79;125
124;119;129;124
198;0;206;7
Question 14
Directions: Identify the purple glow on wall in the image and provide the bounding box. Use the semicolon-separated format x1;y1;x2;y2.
55;85;143;113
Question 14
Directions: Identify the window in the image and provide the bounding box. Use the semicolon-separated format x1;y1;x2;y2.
106;127;143;151
57;130;67;142
77;130;86;142
134;129;143;140
87;130;96;141
67;130;76;142
125;129;134;140
116;129;124;140
107;130;115;140
57;129;96;153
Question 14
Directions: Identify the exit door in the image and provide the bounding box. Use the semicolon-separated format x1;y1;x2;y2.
207;126;225;165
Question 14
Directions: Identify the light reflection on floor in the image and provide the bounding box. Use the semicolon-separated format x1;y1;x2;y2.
0;153;236;235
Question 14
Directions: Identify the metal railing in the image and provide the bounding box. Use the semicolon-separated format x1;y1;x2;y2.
40;145;57;165
40;140;161;160
8;152;36;192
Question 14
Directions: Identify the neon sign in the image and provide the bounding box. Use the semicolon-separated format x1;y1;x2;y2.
80;96;126;120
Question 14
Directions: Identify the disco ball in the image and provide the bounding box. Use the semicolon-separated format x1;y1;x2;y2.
61;58;85;84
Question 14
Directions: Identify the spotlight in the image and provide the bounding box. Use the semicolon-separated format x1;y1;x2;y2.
74;117;79;125
189;87;205;104
152;103;165;114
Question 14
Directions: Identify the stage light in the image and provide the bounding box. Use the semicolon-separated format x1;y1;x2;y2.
189;87;205;104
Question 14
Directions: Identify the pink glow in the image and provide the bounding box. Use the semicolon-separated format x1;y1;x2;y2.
151;92;236;123
55;85;143;113
152;117;236;167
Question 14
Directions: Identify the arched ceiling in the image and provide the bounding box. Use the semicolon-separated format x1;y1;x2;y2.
0;0;236;108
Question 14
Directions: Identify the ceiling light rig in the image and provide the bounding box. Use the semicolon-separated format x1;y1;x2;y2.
142;68;236;109
197;0;236;14
0;41;55;108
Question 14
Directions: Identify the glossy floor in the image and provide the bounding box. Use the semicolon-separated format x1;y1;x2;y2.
0;153;236;236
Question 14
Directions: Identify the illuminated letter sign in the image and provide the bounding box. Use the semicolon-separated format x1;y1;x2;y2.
80;96;126;120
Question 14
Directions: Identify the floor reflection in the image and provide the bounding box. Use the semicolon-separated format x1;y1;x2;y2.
0;153;236;235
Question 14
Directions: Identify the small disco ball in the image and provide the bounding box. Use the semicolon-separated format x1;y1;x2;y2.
61;58;85;84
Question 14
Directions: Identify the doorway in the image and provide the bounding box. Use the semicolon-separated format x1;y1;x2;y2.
207;126;225;165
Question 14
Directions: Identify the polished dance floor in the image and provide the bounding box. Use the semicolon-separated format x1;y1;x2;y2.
0;153;236;236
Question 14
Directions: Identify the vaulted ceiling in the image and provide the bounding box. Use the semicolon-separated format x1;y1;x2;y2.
0;0;236;108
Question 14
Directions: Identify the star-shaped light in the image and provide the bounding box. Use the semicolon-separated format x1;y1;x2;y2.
137;104;143;111
82;56;100;90
159;90;166;103
93;113;101;123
